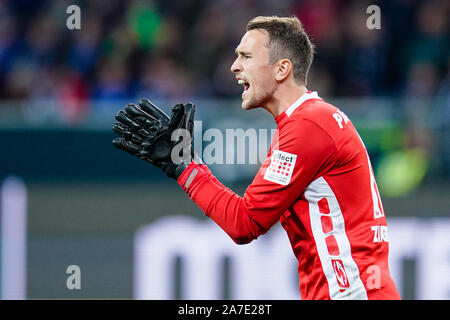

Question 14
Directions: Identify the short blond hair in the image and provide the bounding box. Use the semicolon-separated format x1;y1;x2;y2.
247;16;314;85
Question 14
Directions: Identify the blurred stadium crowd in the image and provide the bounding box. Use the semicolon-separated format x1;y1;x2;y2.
0;0;448;110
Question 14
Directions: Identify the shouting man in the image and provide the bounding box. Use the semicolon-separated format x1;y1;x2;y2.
112;16;400;300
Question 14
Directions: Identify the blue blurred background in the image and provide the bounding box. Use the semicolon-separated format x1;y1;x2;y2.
0;0;448;299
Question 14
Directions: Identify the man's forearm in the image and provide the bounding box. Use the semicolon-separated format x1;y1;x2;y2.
177;161;262;244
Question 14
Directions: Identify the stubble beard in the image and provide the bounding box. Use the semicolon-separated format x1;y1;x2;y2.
241;85;275;111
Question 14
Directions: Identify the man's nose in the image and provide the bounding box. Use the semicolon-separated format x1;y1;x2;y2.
230;58;241;74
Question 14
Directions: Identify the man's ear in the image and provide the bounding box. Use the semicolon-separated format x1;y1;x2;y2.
275;59;292;82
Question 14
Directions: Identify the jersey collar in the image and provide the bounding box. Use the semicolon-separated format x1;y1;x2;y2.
284;90;322;118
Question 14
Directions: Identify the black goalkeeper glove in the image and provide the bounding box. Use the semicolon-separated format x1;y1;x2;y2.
112;99;198;179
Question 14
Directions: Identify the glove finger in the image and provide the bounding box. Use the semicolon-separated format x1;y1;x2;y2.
125;103;159;123
169;103;195;144
170;103;195;131
112;137;141;155
139;99;170;125
127;103;169;135
182;102;195;134
168;104;185;132
113;121;157;144
137;117;164;133
115;110;142;132
112;122;131;138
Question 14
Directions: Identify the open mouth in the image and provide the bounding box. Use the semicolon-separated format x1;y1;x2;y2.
238;79;250;93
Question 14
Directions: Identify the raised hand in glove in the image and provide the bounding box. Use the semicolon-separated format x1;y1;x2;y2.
112;99;198;179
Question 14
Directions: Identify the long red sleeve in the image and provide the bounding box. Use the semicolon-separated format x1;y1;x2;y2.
177;115;337;244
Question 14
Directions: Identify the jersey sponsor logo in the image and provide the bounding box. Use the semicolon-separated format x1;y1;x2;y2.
263;150;297;185
331;259;350;289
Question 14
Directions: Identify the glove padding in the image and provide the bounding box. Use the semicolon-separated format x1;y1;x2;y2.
112;99;196;179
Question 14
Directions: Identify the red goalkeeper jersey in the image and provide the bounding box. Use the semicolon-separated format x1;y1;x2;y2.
177;91;400;300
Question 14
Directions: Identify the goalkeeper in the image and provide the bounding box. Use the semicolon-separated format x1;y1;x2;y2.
112;16;400;300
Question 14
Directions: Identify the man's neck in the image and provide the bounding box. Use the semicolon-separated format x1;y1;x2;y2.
263;84;308;118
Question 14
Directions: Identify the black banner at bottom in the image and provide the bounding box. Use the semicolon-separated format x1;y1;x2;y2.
0;299;444;318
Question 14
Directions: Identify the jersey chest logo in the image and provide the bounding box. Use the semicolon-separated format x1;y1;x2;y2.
263;150;297;185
